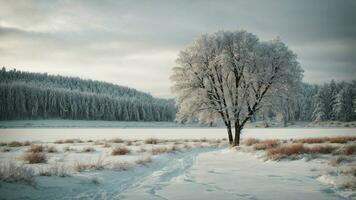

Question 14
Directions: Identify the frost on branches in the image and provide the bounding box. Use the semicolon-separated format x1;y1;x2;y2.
171;30;303;146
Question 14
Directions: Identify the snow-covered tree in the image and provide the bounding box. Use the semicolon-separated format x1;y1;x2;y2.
171;30;303;146
0;68;176;121
334;83;354;122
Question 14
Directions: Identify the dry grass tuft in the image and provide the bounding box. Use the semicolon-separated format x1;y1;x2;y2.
81;147;95;153
54;140;64;144
1;147;11;152
63;146;74;152
136;147;147;153
102;143;111;148
112;162;132;171
64;139;75;144
243;138;260;146
39;163;71;177
329;156;349;166
135;157;152;166
109;138;124;143
253;140;280;150
308;145;337;154
267;143;341;160
337;145;356;155
8;141;23;147
111;147;130;155
54;139;77;144
267;143;306;159
47;146;58;153
73;157;106;172
294;136;356;144
144;138;159;144
151;147;168;155
151;146;179;155
27;145;44;153
24;152;47;164
0;161;35;184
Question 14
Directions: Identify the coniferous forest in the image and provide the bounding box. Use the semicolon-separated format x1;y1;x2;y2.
0;67;355;124
0;68;176;121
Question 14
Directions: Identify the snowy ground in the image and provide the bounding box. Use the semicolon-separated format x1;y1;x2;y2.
0;120;355;128
0;129;355;200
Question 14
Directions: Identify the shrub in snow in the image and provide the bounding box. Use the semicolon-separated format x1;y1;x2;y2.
135;157;152;166
111;147;130;155
144;138;159;144
242;138;259;146
329;156;349;166
308;145;337;154
1;147;11;152
109;138;124;143
267;144;306;159
27;145;44;153
151;146;179;155
39;163;71;177
63;146;74;152
81;147;95;153
47;146;58;153
24;152;47;164
336;145;356;155
8;141;23;147
0;161;35;184
64;139;75;144
253;140;280;150
73;156;106;172
112;162;132;171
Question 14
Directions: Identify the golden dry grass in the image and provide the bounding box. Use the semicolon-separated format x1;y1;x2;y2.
243;138;260;146
23;152;47;164
109;138;124;143
47;146;58;153
111;147;130;155
253;140;280;150
266;143;342;160
81;147;95;153
8;141;24;147
308;145;337;154
54;139;77;144
151;145;179;155
27;145;44;153
294;136;356;144
267;143;306;159
144;138;159;144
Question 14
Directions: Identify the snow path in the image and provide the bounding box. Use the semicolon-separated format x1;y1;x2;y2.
0;148;350;200
0;148;217;200
153;149;347;200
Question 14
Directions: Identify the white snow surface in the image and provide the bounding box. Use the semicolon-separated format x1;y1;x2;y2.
0;128;355;200
0;128;355;142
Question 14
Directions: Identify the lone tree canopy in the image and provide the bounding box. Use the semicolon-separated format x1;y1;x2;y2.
171;30;303;146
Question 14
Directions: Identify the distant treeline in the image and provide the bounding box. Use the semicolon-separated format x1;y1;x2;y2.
0;68;176;121
255;80;356;124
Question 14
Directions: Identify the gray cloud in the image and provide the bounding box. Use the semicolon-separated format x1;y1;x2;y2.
0;0;355;97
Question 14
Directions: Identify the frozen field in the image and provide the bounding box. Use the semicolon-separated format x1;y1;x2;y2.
0;128;355;200
1;128;356;142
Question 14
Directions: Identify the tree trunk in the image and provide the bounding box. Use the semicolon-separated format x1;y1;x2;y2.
233;124;241;146
226;125;233;145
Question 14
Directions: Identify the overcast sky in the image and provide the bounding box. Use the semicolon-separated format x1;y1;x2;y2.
0;0;355;98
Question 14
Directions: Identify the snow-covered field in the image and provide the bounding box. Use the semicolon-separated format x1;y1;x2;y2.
1;120;355;128
0;128;355;200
